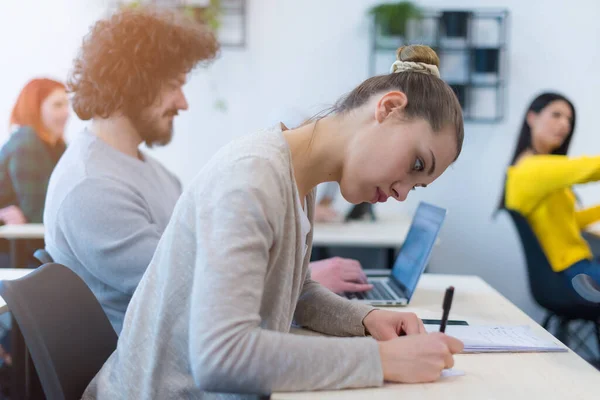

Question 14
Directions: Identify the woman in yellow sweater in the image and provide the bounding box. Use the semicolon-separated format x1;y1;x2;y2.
501;92;600;301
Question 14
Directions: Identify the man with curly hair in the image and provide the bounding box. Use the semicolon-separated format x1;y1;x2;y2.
43;6;220;335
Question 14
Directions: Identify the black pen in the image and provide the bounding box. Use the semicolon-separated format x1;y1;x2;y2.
439;286;454;333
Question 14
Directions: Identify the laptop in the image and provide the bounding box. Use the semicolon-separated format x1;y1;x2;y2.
343;201;447;306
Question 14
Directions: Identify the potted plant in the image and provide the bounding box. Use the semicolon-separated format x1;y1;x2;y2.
182;0;222;31
369;2;422;47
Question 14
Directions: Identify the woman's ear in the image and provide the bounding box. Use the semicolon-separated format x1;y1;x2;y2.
375;91;408;123
526;111;537;129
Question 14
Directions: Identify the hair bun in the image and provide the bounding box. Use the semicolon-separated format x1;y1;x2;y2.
396;45;440;66
390;45;441;77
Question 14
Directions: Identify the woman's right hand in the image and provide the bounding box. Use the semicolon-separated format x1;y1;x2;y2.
0;205;27;225
378;332;464;383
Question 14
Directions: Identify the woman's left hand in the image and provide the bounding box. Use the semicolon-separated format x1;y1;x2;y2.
362;309;426;340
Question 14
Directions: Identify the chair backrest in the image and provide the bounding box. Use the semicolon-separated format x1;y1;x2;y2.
33;248;54;265
0;263;118;400
504;209;594;312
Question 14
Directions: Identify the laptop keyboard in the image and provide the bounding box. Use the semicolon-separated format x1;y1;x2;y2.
346;280;403;301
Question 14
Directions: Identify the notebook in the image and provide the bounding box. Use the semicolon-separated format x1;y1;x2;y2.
424;324;567;353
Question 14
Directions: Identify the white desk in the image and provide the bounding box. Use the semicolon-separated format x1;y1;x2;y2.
0;268;34;314
312;215;411;248
0;224;45;269
275;274;600;399
0;224;45;240
312;215;412;268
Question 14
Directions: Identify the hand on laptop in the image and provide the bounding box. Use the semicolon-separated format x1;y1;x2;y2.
310;257;372;294
378;332;464;383
362;310;425;340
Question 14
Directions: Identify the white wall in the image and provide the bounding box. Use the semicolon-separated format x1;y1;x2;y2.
0;0;108;141
2;0;600;321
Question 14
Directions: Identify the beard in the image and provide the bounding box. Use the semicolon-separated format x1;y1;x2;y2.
131;108;178;148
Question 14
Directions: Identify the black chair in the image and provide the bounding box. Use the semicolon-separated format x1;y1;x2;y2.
0;263;118;400
505;209;600;363
33;249;53;266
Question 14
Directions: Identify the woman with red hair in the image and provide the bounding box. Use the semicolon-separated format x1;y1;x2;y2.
0;79;69;385
0;78;69;224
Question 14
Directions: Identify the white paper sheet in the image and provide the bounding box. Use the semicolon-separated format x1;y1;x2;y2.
424;324;566;353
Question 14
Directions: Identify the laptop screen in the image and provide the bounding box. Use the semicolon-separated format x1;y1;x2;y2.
391;202;447;299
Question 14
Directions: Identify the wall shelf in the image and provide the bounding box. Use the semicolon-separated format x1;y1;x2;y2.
369;8;509;123
113;0;247;48
212;0;247;48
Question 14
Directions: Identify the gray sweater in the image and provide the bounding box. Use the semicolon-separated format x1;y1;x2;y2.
44;130;181;334
83;127;384;399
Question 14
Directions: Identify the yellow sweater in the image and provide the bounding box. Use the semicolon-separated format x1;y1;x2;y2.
505;155;600;272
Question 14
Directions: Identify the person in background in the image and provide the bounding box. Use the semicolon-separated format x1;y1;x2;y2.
0;77;69;389
315;181;341;222
84;44;465;398
0;78;68;267
499;92;600;301
0;78;69;225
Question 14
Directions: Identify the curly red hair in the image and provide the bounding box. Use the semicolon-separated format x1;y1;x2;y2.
68;6;219;120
